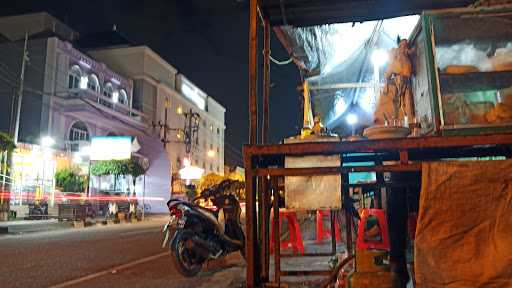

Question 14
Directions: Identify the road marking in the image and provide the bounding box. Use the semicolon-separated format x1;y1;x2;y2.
47;251;169;288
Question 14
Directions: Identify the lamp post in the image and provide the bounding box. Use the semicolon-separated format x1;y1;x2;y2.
40;136;54;206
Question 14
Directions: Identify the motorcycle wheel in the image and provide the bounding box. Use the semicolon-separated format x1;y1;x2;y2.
171;230;204;277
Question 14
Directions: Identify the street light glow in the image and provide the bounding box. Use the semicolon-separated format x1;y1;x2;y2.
346;113;358;125
112;91;119;103
371;49;388;68
41;136;55;147
207;150;215;157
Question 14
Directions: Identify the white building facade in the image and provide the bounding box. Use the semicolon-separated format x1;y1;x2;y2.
88;47;226;179
0;13;171;213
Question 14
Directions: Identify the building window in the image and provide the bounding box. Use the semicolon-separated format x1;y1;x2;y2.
216;147;219;153
118;89;128;105
210;163;213;170
210;143;213;150
118;90;127;105
177;105;183;115
217;127;220;135
103;82;113;98
88;74;100;93
210;124;213;132
69;121;89;141
202;120;206;127
68;65;82;89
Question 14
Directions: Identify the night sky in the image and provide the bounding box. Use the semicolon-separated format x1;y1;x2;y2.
0;0;301;161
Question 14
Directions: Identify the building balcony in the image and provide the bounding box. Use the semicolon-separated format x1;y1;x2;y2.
67;88;146;123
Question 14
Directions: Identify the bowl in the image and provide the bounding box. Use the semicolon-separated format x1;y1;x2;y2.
363;125;411;140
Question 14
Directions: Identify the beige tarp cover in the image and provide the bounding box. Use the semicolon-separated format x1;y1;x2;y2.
415;160;512;287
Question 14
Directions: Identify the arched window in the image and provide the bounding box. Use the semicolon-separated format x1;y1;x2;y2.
87;74;100;93
69;121;89;141
118;89;128;105
68;65;82;89
103;82;113;98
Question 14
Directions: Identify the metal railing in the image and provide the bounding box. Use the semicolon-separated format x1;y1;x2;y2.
68;88;147;122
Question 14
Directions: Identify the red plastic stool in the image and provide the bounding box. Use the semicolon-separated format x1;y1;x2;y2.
270;209;305;255
356;209;390;251
316;210;342;243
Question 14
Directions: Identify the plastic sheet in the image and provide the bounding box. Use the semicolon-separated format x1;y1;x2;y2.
280;16;420;135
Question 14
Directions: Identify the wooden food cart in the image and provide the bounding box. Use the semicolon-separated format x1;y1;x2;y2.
245;1;512;287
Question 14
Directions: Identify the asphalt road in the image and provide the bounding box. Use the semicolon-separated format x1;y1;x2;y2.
0;216;246;288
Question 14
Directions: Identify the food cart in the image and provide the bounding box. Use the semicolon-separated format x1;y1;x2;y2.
244;1;512;287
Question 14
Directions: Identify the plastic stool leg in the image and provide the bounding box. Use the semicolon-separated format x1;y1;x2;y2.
292;216;305;254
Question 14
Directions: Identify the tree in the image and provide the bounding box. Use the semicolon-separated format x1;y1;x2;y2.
55;167;87;193
198;173;225;192
90;158;147;194
0;132;16;153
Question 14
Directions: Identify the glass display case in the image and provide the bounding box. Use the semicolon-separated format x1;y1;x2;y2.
411;7;512;135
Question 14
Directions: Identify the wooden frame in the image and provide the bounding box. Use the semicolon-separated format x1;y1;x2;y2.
247;2;512;287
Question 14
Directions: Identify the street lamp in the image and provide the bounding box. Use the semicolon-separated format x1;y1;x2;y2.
41;136;55;148
207;150;215;158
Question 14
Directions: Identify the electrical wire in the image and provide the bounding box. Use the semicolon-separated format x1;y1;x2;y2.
270;54;293;65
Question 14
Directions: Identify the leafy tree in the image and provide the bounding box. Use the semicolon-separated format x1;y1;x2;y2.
198;173;224;192
0;132;15;153
90;158;147;194
55;167;87;193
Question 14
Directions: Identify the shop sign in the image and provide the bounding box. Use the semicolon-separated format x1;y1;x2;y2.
90;136;132;160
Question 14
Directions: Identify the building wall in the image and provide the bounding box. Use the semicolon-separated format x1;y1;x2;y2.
0;12;78;42
89;47;226;179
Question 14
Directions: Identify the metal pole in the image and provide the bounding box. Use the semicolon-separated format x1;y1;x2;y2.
142;174;146;221
13;32;29;145
272;177;280;285
261;18;271;275
249;0;258;146
262;19;270;144
248;0;259;285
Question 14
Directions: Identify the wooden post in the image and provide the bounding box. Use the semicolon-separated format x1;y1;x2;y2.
272;177;281;285
245;152;258;287
260;18;271;283
249;0;258;145
262;19;270;144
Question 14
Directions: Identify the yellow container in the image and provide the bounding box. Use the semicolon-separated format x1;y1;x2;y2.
348;271;394;288
346;249;393;288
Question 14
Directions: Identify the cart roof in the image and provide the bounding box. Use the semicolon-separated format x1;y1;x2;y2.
261;0;474;27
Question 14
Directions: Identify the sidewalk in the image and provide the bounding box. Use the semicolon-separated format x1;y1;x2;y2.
0;219;72;234
0;214;167;235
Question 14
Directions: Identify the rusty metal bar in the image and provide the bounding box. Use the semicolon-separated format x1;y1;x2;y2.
330;210;337;254
342;168;354;256
245;154;257;287
249;0;258;145
261;177;270;282
244;133;512;156
280;252;337;258
280;270;332;276
253;163;421;177
262;19;270;145
273;180;281;285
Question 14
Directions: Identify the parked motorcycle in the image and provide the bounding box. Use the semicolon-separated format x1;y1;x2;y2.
162;180;245;277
